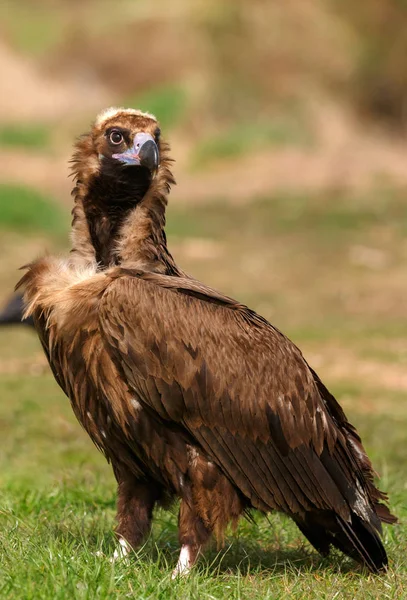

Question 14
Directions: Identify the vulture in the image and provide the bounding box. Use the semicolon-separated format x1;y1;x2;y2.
17;107;395;577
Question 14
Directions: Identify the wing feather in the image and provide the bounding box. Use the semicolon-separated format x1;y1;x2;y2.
99;270;391;527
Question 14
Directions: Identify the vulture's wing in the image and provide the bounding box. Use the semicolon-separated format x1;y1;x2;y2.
100;270;394;571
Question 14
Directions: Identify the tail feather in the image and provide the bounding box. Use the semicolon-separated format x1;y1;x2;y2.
0;293;34;327
374;501;397;525
296;511;388;573
336;513;388;572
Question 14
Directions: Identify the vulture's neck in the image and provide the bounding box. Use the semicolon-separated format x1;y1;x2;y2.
70;156;182;276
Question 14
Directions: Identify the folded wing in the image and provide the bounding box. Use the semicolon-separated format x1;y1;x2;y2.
100;269;395;571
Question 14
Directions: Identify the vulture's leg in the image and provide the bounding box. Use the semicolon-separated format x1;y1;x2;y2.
172;499;212;578
114;472;160;560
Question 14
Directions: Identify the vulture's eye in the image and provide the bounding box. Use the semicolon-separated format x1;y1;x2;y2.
109;130;123;145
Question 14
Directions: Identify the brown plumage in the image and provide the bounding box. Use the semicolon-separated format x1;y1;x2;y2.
17;107;395;576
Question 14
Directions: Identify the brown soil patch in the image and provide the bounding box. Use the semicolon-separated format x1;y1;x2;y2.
0;40;109;122
309;347;407;393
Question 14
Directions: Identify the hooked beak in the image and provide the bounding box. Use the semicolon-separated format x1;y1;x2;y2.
112;132;159;174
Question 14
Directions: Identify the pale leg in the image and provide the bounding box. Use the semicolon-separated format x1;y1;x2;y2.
111;537;132;562
172;544;200;578
113;467;161;559
171;499;212;578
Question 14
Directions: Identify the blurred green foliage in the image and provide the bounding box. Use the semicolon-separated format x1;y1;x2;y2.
125;84;187;130
167;188;406;241
191;115;313;168
0;1;66;57
0;184;67;238
0;124;51;150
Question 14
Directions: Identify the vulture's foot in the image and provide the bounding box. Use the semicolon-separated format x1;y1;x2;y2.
111;537;132;563
171;544;200;578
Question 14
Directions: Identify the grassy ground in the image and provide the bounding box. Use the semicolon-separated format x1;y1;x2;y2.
0;185;406;599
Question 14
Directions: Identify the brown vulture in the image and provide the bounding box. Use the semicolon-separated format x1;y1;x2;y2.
17;107;395;577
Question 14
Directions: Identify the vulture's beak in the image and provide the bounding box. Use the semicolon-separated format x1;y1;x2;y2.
112;132;159;175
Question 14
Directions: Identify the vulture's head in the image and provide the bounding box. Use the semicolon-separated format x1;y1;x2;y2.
93;107;160;174
70;108;175;267
72;107;173;204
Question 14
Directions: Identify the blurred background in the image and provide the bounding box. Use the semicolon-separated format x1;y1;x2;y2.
0;0;406;590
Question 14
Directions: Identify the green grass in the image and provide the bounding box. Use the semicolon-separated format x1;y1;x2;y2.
0;184;68;239
0;124;51;150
